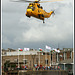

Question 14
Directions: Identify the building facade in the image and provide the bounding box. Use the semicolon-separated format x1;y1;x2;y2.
2;48;74;74
2;48;57;71
55;48;73;75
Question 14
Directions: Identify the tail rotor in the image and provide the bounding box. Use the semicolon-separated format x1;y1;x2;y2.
51;10;55;16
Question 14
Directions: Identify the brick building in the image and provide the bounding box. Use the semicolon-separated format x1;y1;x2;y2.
57;48;74;74
2;48;74;74
2;48;56;71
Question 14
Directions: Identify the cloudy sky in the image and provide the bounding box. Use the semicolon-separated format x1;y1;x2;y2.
2;0;73;50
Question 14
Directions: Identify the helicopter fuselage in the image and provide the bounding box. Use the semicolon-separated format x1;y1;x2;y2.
25;3;54;22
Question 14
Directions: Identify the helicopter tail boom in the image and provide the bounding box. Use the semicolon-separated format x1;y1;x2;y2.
49;11;55;15
48;11;55;17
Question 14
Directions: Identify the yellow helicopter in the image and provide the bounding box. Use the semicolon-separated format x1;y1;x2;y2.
11;0;63;23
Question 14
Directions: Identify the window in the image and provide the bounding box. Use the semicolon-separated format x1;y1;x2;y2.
69;51;71;59
45;59;48;64
27;6;35;10
68;49;70;51
47;53;50;55
43;53;45;55
56;53;57;62
51;54;52;61
3;52;6;55
65;52;67;59
65;64;72;71
63;52;64;60
5;59;10;68
58;54;60;61
23;59;27;64
14;59;18;62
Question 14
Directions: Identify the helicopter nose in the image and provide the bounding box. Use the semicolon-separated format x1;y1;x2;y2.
27;9;32;14
26;9;32;16
27;9;32;12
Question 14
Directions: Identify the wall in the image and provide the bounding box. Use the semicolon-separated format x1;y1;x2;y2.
19;70;68;75
6;70;68;75
2;54;56;69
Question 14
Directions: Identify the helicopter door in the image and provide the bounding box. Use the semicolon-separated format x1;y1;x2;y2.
38;10;44;18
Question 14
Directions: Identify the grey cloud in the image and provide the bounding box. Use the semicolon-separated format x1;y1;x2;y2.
2;0;73;49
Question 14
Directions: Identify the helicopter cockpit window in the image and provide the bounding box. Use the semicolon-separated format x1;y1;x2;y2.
27;6;33;9
27;6;35;11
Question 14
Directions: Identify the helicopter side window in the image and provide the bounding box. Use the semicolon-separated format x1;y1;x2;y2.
40;6;43;9
37;5;43;9
37;5;40;8
32;7;35;11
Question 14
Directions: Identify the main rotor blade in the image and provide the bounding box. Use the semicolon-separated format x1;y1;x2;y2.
10;0;63;3
10;0;36;3
39;0;63;3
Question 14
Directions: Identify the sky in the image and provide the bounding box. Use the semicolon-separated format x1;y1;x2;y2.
2;0;74;50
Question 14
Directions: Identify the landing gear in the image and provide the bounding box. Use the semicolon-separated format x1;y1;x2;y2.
27;15;31;18
38;14;40;18
41;14;44;17
26;14;31;18
43;20;45;23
